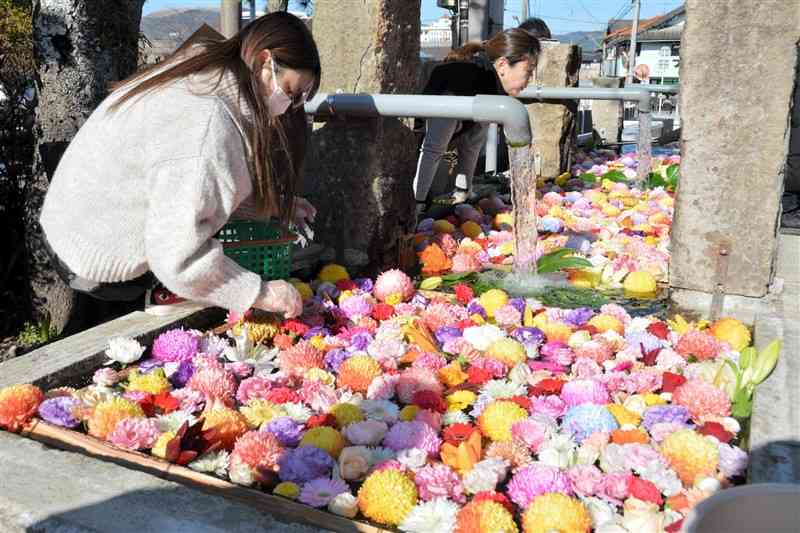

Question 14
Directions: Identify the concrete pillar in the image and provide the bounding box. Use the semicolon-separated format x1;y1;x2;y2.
669;0;800;298
786;54;800;193
590;77;623;143
525;41;580;177
220;0;241;38
303;0;420;274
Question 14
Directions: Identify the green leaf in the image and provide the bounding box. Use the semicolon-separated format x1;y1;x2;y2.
579;173;597;184
752;339;781;384
739;347;756;370
537;256;593;274
441;271;473;283
731;395;753;418
646;172;667;189
602;170;628;183
666;164;680;181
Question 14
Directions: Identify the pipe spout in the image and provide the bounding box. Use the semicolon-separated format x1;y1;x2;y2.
473;94;532;147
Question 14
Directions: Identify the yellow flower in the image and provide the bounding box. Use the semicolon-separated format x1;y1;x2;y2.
330;403;364;428
273;481;300;499
309;335;327;351
470;313;486;325
399;405;420;422
338;290;354;303
644;393;666;406
623;271;657;297
587;314;624;335
479;289;509;319
494;212;514;229
486;338;527;366
447;390;477;411
126;368;171;395
300;426;345;458
151;431;175;459
289;279;313;301
240;400;285;429
232;315;280;344
458;500;519;533
438;363;468;388
709;318;751;351
385;293;402;305
305;367;335;386
606;403;641;426
358;469;417;526
88;397;145;439
661;430;719;485
318;263;349;283
478;400;528;442
522;493;591;533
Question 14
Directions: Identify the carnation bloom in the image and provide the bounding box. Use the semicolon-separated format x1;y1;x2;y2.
126;368;171;395
299;478;349;508
485;440;534;471
278;341;324;378
187;366;237;406
151;328;199;363
421;302;468;332
107;417;161;450
675;330;722;361
88;397;145;439
202;408;249;450
396;367;444;404
660;429;719;485
455;499;518;533
278;445;334;483
511;418;551;453
561;404;620;443
560;379;610;407
642;405;691;431
522;493;592;533
383;421;442;457
507;463;573;508
414;463;466;503
574;339;614;364
358;469;418;526
264;416;303;447
37;396;82;428
672;378;731;421
478;400;528;442
337;355;383;393
0;384;44;432
235;376;272;404
400;498;460;533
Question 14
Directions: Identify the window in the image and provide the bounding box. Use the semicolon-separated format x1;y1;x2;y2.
660;46;670;57
657;59;670;72
671;43;681;56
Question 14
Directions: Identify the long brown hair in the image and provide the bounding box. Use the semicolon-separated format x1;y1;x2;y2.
445;28;540;66
111;12;320;225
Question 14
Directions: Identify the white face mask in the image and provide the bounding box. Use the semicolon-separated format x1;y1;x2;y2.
268;59;292;118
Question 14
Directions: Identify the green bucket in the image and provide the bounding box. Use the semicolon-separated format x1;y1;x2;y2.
216;220;293;280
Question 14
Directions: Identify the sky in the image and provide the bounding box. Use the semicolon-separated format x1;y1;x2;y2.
143;0;685;36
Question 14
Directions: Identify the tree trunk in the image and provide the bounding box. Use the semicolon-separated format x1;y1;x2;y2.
267;0;289;12
27;0;145;335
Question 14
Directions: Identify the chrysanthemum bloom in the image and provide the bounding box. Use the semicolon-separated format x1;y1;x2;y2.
278;445;335;483
343;419;389;446
300;426;346;458
396;367;444;404
126;368;172;395
278;341;324;379
560;379;610;408
240;399;286;428
299;478;350;508
264;416;303;447
675;330;722;361
455;499;518;533
522;493;591;533
399;498;460;533
562;404;620;443
420;302;467;332
494;304;523;328
151;430;176;459
331;403;364;428
358;469;418;526
337;355;383;393
660;429;719;485
107;417;161;450
485;439;534;471
0;384;44;432
87;397;145;439
230;430;284;483
414;463;466;503
485;338;527;367
587;314;624;335
478;400;528;442
372;269;414;303
151;328;199;363
672;378;731;421
511;418;550;453
187;366;237;407
478;289;509;320
202;408;249;450
383;420;442;457
339;294;375;321
231;315;279;344
642;404;691;432
37;396;82;428
507;463;573;508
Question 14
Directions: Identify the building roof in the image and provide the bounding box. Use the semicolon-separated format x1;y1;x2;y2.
637;21;684;42
604;5;685;44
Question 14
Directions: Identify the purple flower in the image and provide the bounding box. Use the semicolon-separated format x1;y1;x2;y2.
265;417;304;447
383;421;442;457
304;326;331;340
508;298;527;315
348;332;373;352
507;463;573;508
466;300;487;318
511;327;545;347
434;326;462;345
37;397;82;428
316;283;340;300
151;328;199;363
642;405;690;431
625;331;662;354
411;293;430;307
718;443;749;478
169;360;194;388
355;278;374;293
564;308;595;327
198;335;229;357
278;446;335;483
324;349;352;373
299;477;349;508
562;404;619;442
137;359;164;374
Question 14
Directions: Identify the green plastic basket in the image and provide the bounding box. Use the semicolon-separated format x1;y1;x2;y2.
216;220;293;280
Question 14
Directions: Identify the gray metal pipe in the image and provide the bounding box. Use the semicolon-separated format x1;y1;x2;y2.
637;83;679;94
304;93;532;146
517;86;652;113
485;123;498;174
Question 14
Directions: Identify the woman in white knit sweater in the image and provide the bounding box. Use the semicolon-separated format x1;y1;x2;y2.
40;12;319;321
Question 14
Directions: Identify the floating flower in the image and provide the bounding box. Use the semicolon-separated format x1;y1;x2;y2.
240;399;285;428
672;378;731;421
37;396;82;428
126;368;171;395
675;330;722;361
278;445;334;483
151;328;199;363
486;439;534;471
337;355;383;394
562;404;619;443
107;417;160;450
560;380;610;407
455;499;518;533
486;338;527;367
87;397;144;439
279;341;324;379
299;477;349;508
0;384;44;432
383;421;441;457
273;481;300;499
507;463;573;508
264;416;303;447
522;493;591;533
188;450;230;477
358;469;418;526
708;317;751;351
399;498;460;533
415;463;465;503
187;366;237;406
396;367;444;404
374;269;414;303
478;400;528;442
105;337;146;365
202;408;249;450
660;429;719;485
300;426;346;458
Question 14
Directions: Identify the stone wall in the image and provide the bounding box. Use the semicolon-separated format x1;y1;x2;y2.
525;41;580;178
669;0;800;297
590;77;623;143
303;0;420;275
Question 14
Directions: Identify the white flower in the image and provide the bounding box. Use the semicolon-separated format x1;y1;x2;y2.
328;492;358;518
336;389;364;406
188;450;230;478
105;336;145;365
224;327;278;372
576;442;602;465
375;319;405;342
228;460;255;486
442;411;471;426
538;433;577;469
156;410;197;433
282;402;312;423
198;334;229;357
479;379;526;400
343;420;388;446
627;317;652;333
399;498;459;533
508;363;533;386
581;497;617;528
463;458;509;494
360;399;399;423
696;477;721;493
396;448;428;470
462;325;506;351
595;523;629;533
620;498;663;533
622;395;647;416
639;460;682;497
599;443;628;474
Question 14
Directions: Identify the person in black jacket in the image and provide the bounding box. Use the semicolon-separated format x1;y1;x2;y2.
413;29;540;216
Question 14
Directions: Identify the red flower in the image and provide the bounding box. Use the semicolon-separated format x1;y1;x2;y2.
473;491;514;514
454;283;474;305
372;303;395;321
468;366;492;386
698;421;734;443
647;321;670;340
666;519;684;533
661;372;687;393
136;394;156;417
642;345;661;366
306;413;337;429
282;319;310;336
412;390;447;413
628;476;663;506
530;378;564;396
474;238;490;250
456;319;476;330
443;423;477;446
335;279;357;291
490;255;506;264
265;387;300;404
153;391;179;414
509;395;531;411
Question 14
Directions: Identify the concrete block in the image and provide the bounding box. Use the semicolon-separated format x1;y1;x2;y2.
669;0;800;297
590;77;623;143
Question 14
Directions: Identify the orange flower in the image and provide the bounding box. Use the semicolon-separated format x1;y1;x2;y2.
666;493;689;513
0;384;44;432
440;429;482;474
439;363;468;388
610;428;650;444
419;243;452;276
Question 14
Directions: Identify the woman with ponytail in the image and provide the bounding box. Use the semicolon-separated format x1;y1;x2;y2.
39;12;319;322
413;28;540;217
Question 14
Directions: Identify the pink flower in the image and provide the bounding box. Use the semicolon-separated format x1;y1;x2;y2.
383;421;442;457
673;378;731;421
507;463;573;509
171;388;205;412
540;342;575;366
339;295;374;320
299;380;338;412
420;302;468;332
599;472;632;505
675;330;722;361
231;430;284;472
575;340;614;364
451;253;482;273
560;379;610;407
236;376;272;404
415;409;442;432
373;269;415;303
366;374;399;401
567;465;604;497
623;443;665;473
396;367;444;404
343;420;389;446
415;463;466;503
620;371;662;394
649;422;688;442
573;357;602;379
187;366;237;406
599;304;631;326
470;357;508;378
494;304;523;328
511;418;549;452
151;328;199;363
412;352;449;371
531;395;567;418
107;417;160;450
278;341;324;378
225;362;253;379
655;348;687;371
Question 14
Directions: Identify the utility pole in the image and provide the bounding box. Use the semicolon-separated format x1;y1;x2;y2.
220;0;241;38
625;0;641;85
521;0;529;22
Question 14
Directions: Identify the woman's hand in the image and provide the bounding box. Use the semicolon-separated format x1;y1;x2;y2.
254;280;303;318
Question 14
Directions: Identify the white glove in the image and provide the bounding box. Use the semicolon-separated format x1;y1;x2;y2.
292;197;317;247
253;280;303;318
